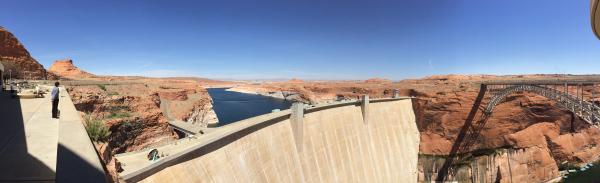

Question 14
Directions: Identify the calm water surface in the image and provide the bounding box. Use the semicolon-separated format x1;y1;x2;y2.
207;88;292;126
563;162;600;183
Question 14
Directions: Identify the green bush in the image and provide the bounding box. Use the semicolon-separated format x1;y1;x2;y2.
97;84;107;91
108;105;128;112
85;117;111;142
106;112;131;119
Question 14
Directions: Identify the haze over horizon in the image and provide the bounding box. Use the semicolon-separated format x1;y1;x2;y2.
2;0;599;80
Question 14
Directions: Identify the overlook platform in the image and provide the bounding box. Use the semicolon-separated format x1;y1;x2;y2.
0;87;106;182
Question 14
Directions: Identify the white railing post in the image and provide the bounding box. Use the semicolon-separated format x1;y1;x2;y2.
361;95;370;125
290;102;304;152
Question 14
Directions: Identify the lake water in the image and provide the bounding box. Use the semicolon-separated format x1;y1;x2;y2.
562;162;600;183
207;88;293;126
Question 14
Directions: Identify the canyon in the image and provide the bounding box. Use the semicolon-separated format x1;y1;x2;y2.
3;26;600;182
64;76;222;181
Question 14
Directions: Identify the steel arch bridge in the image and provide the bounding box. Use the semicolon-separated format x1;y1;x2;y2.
484;83;600;125
436;79;600;182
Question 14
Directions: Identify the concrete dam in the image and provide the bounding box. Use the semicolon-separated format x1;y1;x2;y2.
116;97;420;182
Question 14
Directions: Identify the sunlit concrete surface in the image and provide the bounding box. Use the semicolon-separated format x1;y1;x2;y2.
117;97;419;182
0;87;106;182
0;89;58;182
55;87;107;183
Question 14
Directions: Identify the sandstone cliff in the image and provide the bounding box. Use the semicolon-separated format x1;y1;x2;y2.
48;59;95;79
0;26;46;79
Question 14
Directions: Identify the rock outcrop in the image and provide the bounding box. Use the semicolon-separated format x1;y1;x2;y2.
410;76;600;182
48;59;95;79
0;26;46;79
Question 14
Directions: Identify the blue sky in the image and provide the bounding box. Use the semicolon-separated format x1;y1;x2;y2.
1;0;599;80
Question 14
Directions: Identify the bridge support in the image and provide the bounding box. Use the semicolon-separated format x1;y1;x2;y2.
290;102;304;153
362;95;369;125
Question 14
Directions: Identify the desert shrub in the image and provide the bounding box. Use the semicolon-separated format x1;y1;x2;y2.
85;117;111;142
558;162;580;171
106;112;131;119
108;105;129;112
159;85;173;89
97;84;107;91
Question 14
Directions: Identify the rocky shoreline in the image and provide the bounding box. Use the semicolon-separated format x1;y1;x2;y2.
226;87;305;101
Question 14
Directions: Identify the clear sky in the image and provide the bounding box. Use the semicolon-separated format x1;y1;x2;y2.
1;0;599;80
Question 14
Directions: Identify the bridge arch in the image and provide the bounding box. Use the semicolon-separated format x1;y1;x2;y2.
483;84;600;125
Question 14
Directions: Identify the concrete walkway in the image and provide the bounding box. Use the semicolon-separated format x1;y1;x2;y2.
0;87;107;182
0;90;58;182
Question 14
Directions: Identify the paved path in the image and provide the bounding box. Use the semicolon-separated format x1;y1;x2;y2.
0;90;58;182
0;87;107;183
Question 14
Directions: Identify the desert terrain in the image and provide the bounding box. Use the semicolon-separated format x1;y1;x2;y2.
4;25;600;182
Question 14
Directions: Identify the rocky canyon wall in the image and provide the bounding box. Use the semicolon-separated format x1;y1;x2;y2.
67;78;219;182
0;27;46;79
413;77;600;182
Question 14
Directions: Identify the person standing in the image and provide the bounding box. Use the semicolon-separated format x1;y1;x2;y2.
51;82;60;118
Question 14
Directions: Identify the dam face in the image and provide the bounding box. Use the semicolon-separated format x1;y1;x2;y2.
119;98;419;182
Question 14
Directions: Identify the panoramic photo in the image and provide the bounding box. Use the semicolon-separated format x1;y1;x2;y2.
1;0;600;182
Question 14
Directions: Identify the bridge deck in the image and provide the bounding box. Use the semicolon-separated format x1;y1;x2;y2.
480;78;600;85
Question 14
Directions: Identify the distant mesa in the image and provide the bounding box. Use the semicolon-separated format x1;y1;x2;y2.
48;59;95;79
287;78;304;83
364;78;392;84
423;74;497;81
0;26;47;79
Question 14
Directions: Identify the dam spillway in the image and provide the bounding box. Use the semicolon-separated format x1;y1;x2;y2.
116;97;420;182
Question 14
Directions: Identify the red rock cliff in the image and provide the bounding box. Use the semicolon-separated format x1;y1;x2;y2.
0;26;46;79
49;59;95;79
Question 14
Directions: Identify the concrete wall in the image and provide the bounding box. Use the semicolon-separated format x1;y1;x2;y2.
131;99;419;182
57;87;108;182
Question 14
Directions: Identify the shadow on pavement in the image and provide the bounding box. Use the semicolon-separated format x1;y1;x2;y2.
56;144;107;183
0;91;55;181
0;89;107;182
